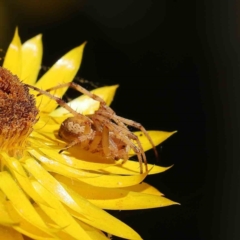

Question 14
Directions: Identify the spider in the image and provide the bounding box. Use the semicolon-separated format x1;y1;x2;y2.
26;82;159;173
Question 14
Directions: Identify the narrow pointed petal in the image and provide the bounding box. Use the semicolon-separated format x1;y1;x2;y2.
130;130;177;154
56;174;163;197
35;152;102;178
31;129;174;175
31;181;93;240
0;192;18;226
3;156;89;239
2;153;49;204
63;186;142;240
91;192;179;210
50;85;119;117
75;219;109;240
35;205;108;240
3;28;22;76
31;131;116;165
0;172;55;238
0;202;18;226
0;226;24;240
33;115;66;132
78;171;148;188
31;148;114;171
24;159;142;239
21;34;43;85
6;203;57;240
56;175;178;210
35;43;86;113
105;160;173;175
122;182;163;196
0;172;44;228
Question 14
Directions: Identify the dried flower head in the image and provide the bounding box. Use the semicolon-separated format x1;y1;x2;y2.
0;28;178;240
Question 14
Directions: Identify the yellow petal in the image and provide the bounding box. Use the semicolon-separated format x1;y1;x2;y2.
56;174;163;197
31;148;114;171
56;175;178;210
2;153;48;204
0;226;24;240
0;190;18;226
122;182;163;196
91;191;177;210
130;130;177;154
75;219;109;240
0;202;18;226
24;159;142;239
2;155;90;240
0;172;55;239
33;115;67;132
21;34;43;85
35;42;86;113
78;171;148;188
31;130;116;164
31;181;92;240
6;202;56;240
3;28;22;76
50;85;119;117
95;193;179;210
34;151;103;178
63;185;142;240
30;130;64;150
106;160;173;175
31;129;174;175
0;189;6;202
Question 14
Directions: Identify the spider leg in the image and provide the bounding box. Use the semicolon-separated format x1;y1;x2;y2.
89;119;123;159
94;114;147;173
116;116;159;159
97;109;159;161
37;82;111;107
59;131;95;153
102;126;111;157
108;123;146;173
115;125;148;172
59;138;80;153
25;84;91;123
88;131;102;152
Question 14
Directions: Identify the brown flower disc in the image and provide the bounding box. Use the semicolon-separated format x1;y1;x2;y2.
0;67;38;154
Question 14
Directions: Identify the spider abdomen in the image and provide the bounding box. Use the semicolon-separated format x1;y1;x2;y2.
59;116;130;160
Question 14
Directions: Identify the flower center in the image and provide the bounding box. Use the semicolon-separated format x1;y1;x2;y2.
0;67;38;157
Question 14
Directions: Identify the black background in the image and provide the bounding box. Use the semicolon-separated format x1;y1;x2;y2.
1;1;240;239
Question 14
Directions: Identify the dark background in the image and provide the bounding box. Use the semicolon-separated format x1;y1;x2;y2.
1;0;240;239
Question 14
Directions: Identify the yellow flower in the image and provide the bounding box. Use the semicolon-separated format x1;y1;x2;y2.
0;28;178;240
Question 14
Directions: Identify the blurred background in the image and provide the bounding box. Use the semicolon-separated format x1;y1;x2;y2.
1;0;240;239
